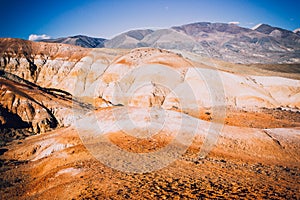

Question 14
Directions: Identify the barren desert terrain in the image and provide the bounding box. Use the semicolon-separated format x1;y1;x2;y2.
0;37;300;199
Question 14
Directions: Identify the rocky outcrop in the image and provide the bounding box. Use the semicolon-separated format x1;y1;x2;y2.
0;38;122;94
0;77;57;134
0;70;92;138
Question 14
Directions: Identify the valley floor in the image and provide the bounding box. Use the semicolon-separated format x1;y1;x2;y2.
0;107;299;199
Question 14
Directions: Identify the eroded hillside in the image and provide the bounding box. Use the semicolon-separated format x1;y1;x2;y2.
0;38;299;199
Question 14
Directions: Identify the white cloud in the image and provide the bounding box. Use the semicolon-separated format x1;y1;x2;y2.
28;34;51;41
228;21;240;25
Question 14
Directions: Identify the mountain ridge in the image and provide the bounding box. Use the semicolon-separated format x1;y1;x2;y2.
40;35;106;48
37;22;300;64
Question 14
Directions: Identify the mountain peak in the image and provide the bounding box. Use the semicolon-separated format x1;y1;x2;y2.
251;23;275;32
251;23;264;30
172;22;250;36
41;35;106;48
252;23;298;39
172;22;249;35
294;28;300;34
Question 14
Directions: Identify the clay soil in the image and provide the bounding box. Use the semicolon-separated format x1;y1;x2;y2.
0;116;299;199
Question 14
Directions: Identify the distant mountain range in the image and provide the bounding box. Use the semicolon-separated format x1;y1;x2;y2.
41;35;106;48
41;22;300;63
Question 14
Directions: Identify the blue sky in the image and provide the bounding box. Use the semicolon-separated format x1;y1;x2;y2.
0;0;299;39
